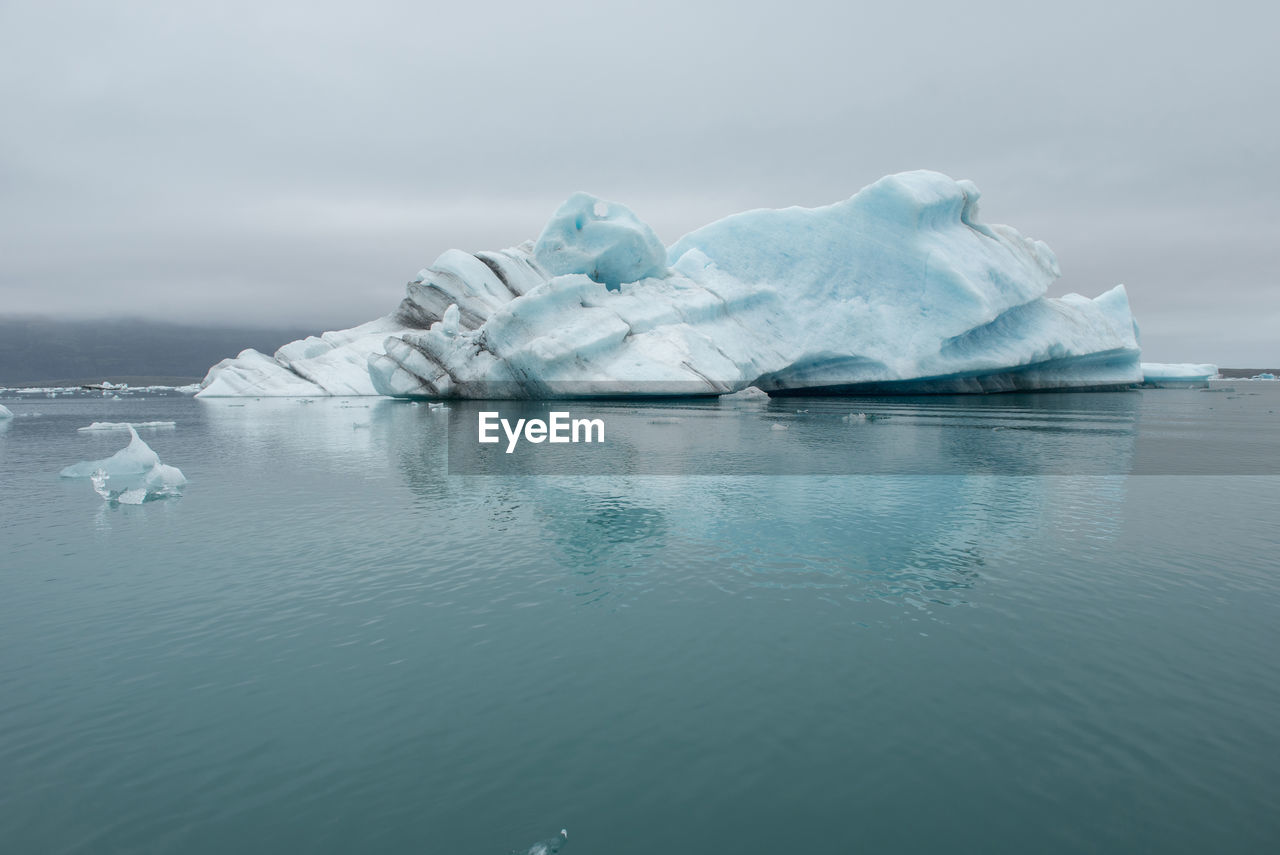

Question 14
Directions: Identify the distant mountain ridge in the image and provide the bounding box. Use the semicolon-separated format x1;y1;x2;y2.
0;316;322;385
2;315;1272;389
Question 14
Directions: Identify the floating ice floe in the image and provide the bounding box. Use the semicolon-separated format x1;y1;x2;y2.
77;421;177;432
511;829;567;855
1251;372;1277;381
60;427;187;503
199;171;1143;399
0;383;201;397
1141;362;1219;386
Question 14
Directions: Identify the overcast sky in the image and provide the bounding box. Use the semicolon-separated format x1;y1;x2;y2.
2;0;1276;364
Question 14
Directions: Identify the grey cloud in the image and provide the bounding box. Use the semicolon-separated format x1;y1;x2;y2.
1;0;1276;363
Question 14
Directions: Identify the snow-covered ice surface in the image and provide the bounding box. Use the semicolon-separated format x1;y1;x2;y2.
203;171;1144;399
1141;363;1219;384
59;426;187;503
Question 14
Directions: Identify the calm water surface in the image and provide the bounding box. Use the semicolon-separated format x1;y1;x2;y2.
1;385;1278;853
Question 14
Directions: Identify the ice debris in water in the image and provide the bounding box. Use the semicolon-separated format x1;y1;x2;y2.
511;829;567;855
77;421;176;432
90;468;150;505
842;412;868;423
61;426;187;503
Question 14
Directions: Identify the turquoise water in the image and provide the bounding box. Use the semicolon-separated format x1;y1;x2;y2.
2;387;1279;853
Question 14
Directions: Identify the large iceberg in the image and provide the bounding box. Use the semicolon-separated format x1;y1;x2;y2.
199;171;1142;399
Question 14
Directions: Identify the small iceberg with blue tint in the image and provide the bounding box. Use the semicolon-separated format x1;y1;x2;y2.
1141;362;1219;386
1251;372;1277;381
61;426;187;503
510;829;567;855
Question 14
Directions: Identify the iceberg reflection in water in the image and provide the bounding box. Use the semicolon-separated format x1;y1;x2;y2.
200;394;1136;611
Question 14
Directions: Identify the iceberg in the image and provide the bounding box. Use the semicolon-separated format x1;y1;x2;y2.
1251;372;1277;381
198;317;409;397
0;404;12;419
1140;362;1219;386
200;171;1143;399
60;426;187;502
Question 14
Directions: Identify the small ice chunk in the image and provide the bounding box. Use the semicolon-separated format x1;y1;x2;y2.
90;468;111;499
722;386;770;401
721;386;771;408
511;829;567;855
62;427;187;502
771;423;789;431
842;413;868;423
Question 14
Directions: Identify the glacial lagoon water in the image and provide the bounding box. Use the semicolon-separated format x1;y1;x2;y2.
1;385;1279;853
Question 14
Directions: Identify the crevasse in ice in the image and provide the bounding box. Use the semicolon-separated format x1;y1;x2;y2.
199;171;1144;399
